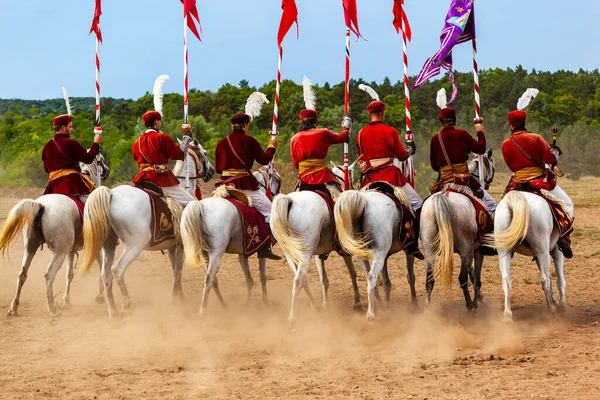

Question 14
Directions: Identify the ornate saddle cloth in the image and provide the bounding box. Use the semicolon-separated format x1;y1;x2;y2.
362;181;417;249
137;188;178;247
224;198;271;257
70;196;85;219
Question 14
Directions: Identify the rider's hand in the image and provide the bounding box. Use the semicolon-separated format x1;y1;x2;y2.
342;116;353;130
93;134;103;145
474;118;484;132
268;137;279;149
551;144;563;159
406;140;416;155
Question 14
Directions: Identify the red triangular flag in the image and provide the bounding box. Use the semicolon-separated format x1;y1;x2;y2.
181;0;202;41
342;0;363;39
89;0;102;43
392;0;411;41
277;0;299;47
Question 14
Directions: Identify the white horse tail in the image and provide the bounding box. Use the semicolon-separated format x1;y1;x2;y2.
271;194;306;267
334;191;371;260
181;201;208;269
81;186;112;274
431;194;454;290
0;199;43;257
490;190;530;250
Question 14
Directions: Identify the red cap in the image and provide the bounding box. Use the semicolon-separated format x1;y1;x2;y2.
142;111;162;124
229;113;251;124
52;114;72;127
439;107;456;120
508;110;527;124
366;101;386;113
299;109;318;119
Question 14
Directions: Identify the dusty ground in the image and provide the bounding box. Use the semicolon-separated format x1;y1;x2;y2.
1;175;600;399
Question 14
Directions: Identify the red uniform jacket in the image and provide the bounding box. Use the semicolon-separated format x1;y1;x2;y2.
290;127;349;185
42;134;100;196
214;130;275;190
356;121;410;187
430;126;486;171
132;129;184;187
501;130;556;172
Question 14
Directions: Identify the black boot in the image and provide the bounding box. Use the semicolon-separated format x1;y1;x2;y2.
479;245;497;256
258;244;282;260
558;244;573;259
405;243;425;260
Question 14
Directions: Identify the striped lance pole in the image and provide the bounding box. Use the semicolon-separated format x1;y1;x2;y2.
401;9;415;187
266;45;283;199
183;14;191;193
471;5;485;188
343;27;350;190
94;34;103;188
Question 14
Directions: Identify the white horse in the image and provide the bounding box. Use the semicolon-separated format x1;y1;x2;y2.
253;165;282;197
173;138;216;199
270;161;367;325
80;142;214;317
333;183;418;321
488;190;569;320
419;151;496;311
0;155;109;316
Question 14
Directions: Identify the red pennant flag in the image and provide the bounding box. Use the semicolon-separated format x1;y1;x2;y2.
181;0;202;41
342;0;363;39
392;0;411;41
89;0;102;43
277;0;299;47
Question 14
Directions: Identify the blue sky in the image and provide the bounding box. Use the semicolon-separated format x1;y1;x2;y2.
1;0;598;100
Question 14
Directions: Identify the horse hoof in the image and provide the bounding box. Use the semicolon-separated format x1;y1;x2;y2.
61;301;71;310
6;309;17;317
95;295;105;305
352;303;364;312
49;309;62;318
503;313;513;323
556;303;567;315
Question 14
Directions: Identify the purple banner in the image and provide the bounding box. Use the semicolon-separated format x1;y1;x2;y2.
412;0;476;103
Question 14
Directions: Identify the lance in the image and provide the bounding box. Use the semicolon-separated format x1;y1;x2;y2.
343;27;351;190
266;45;283;199
397;0;414;187
471;2;485;188
88;0;103;189
183;13;191;193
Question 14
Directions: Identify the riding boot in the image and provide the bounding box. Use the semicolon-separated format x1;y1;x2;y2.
404;211;424;260
258;244;282;260
558;235;574;259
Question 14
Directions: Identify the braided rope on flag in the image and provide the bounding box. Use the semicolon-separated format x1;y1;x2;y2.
266;45;283;199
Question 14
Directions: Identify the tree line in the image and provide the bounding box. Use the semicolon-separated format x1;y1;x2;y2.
1;66;599;196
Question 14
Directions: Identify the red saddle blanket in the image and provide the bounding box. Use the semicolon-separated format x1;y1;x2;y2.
70;196;85;219
377;192;418;250
143;189;177;247
425;188;493;242
225;198;271;258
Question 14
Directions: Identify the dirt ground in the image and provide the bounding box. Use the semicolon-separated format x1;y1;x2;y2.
1;175;600;400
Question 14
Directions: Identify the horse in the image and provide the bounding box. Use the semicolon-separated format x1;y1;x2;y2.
173;138;216;199
0;155;110;317
419;150;496;311
80;142;214;317
487;189;570;321
253;165;282;197
270;161;368;325
333;183;418;321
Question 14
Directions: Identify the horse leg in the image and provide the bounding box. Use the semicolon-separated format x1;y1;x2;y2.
459;253;474;310
95;255;106;304
342;255;363;310
551;247;567;313
473;249;484;308
44;252;67;317
381;259;392;308
314;255;329;310
238;255;254;304
366;254;386;321
199;253;222;318
498;250;513;320
111;244;144;313
535;252;557;312
425;259;435;308
167;247;185;306
258;257;269;305
405;254;418;308
7;248;37;316
289;257;311;325
62;252;76;308
358;258;384;307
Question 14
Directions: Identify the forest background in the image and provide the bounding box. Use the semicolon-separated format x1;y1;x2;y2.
1;67;599;197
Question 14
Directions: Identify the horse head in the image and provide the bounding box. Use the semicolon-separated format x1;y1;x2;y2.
189;139;215;182
330;160;357;190
469;148;495;190
80;151;110;183
253;165;281;196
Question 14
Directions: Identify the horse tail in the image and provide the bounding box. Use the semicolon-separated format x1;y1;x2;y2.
334;191;371;260
270;194;306;267
181;201;208;269
81;186;112;274
489;190;530;250
431;193;454;290
0;199;43;257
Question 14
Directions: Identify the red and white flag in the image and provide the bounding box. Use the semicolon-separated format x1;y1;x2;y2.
342;0;363;39
392;0;411;41
181;0;202;41
277;0;299;47
89;0;102;42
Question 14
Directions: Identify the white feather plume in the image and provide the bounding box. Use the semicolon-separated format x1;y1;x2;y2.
244;92;270;121
358;84;380;101
517;88;540;110
153;75;170;115
436;88;448;109
62;87;73;116
302;76;317;110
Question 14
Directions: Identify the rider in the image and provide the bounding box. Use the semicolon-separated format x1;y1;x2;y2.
42;114;102;203
132;111;195;205
290;109;351;196
501;109;574;258
214;112;281;260
430;107;497;216
355;100;423;259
